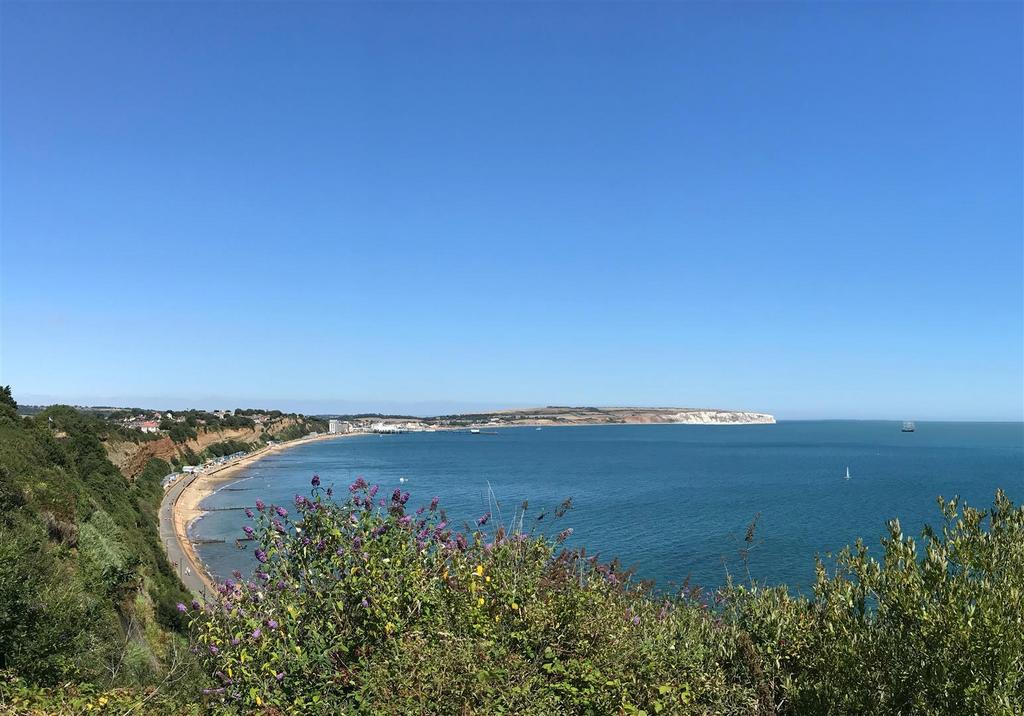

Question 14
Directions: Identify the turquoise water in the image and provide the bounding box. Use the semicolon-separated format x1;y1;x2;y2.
195;421;1023;593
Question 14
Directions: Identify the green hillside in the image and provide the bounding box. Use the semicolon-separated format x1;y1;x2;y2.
0;387;191;687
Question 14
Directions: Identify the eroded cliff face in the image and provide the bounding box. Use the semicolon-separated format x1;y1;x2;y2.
105;417;305;478
657;410;775;424
474;407;776;426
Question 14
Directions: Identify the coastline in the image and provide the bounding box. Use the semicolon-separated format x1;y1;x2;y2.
162;421;773;596
162;432;362;596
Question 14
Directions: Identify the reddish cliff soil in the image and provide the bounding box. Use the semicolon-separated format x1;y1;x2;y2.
106;417;303;479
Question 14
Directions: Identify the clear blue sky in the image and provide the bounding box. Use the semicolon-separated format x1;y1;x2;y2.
2;2;1021;420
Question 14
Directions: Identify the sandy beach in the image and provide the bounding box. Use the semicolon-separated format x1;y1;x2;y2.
164;432;361;595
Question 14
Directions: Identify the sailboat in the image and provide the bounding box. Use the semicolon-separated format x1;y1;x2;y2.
844;466;851;480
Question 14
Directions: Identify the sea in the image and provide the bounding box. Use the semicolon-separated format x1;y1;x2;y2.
193;421;1024;594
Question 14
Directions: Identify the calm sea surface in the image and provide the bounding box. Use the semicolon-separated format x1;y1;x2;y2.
194;421;1023;593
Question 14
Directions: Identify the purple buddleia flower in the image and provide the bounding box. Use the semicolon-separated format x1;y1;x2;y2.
632;615;641;626
209;645;219;655
266;619;278;629
255;499;265;512
191;599;200;610
176;602;187;613
294;494;306;507
416;506;425;515
311;474;321;487
257;571;269;581
556;528;574;543
477;512;491;527
326;486;333;497
369;484;379;498
398;515;412;527
456;533;468;551
350;476;368;492
273;519;285;533
400;491;410;505
255;549;268;563
378;499;385;507
275;672;284;682
360;597;369;608
224;579;235;590
232;569;242;579
276;580;287;590
275;505;288;518
243;525;254;537
251;628;262;639
230;637;240;646
391;488;402;503
430;496;439;511
245;508;254;519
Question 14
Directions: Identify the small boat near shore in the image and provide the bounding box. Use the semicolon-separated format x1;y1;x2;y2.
844;466;851;480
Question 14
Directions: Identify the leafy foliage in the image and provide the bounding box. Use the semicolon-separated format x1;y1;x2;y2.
0;403;192;688
186;479;1024;714
725;491;1024;714
203;440;255;459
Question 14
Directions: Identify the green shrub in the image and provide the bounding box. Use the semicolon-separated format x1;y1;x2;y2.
724;490;1024;715
186;480;1024;714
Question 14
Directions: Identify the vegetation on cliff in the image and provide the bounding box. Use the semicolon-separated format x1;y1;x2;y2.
0;388;193;694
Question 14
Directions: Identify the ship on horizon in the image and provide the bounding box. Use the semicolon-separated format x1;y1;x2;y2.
902;421;916;432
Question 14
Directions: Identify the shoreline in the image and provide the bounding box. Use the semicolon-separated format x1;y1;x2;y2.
163;421;773;596
162;432;364;595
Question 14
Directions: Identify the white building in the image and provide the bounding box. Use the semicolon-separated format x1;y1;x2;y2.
328;419;350;434
370;422;402;434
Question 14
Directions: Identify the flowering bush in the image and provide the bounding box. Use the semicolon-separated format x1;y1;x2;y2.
183;479;1024;714
185;477;758;713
